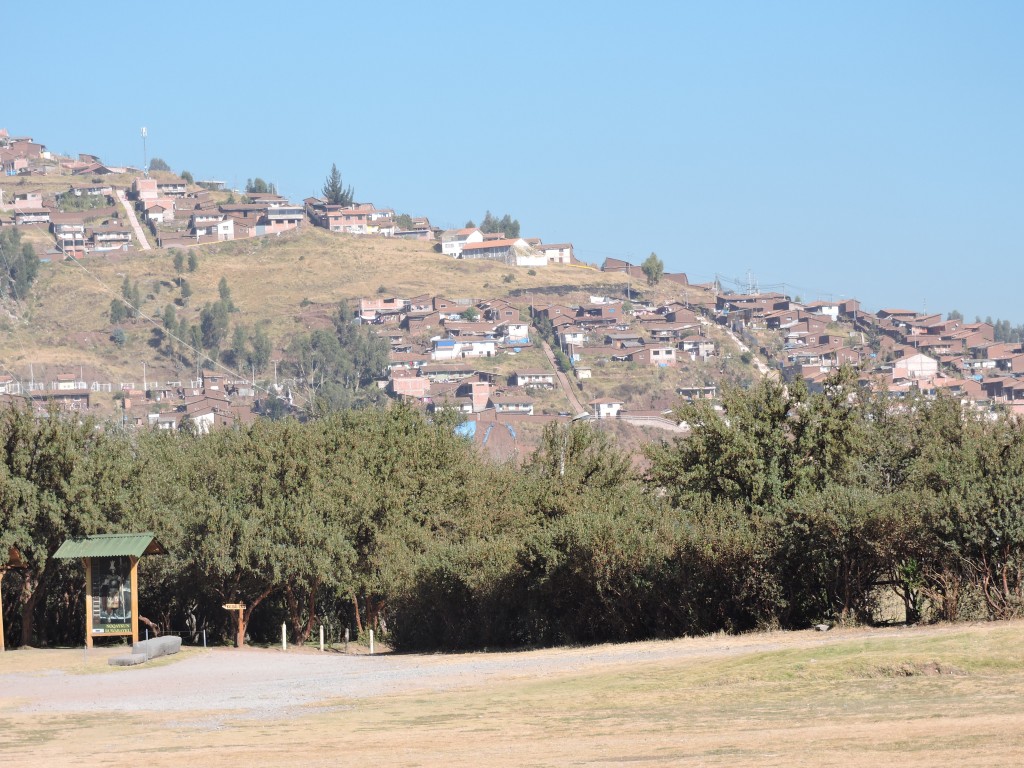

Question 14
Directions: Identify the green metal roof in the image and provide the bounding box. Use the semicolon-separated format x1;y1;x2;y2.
53;533;166;560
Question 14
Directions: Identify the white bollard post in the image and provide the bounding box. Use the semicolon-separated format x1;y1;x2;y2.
320;625;324;652
369;629;374;656
203;629;207;648
344;627;349;654
282;623;287;652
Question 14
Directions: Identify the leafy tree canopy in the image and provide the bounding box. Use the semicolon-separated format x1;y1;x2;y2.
478;211;520;238
0;228;40;301
641;252;664;285
245;178;276;195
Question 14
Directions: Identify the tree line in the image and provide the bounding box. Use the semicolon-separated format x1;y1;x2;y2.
3;368;1024;651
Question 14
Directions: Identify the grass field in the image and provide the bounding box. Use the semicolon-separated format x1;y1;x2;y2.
3;622;1023;766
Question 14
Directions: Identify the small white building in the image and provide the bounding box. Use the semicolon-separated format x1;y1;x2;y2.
490;392;535;415
512;370;556;388
441;227;484;257
590;397;624;419
893;352;938;380
537;243;574;264
514;248;548;268
680;336;716;361
460;340;496;358
500;321;530;344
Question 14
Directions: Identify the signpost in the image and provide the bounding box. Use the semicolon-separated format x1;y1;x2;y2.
223;603;246;647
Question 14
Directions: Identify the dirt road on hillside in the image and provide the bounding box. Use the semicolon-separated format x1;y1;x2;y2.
539;337;588;415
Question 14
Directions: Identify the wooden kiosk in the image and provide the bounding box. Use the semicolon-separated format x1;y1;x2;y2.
53;533;166;648
1;546;27;652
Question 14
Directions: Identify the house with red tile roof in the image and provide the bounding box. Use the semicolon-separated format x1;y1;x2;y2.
460;238;543;266
441;228;485;257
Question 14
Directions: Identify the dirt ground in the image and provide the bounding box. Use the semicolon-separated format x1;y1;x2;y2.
3;623;1024;766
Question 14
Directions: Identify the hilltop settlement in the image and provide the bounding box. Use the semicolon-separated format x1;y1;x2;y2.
1;127;1020;443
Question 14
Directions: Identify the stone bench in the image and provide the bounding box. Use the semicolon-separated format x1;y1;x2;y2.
133;635;182;659
108;653;148;667
107;635;182;666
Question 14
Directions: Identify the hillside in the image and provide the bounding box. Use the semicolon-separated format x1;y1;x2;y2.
2;226;689;414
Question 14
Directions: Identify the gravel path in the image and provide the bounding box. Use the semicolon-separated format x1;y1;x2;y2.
0;624;955;717
0;638;770;716
116;189;152;250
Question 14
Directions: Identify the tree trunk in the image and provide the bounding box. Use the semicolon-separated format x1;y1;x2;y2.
298;585;318;646
284;581;319;645
19;566;50;647
352;593;362;634
240;585;275;645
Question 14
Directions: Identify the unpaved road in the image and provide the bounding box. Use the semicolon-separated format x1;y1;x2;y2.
116;189;152;250
0;623;961;716
538;337;587;415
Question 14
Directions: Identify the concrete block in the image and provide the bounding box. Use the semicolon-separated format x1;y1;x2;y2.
132;635;182;659
108;653;148;667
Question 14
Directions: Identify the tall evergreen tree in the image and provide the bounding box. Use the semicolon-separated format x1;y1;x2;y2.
321;163;354;206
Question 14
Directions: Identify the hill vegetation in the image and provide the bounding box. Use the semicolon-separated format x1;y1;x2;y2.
4;368;1024;650
0;227;631;412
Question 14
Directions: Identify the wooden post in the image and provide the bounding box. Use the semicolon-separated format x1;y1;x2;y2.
0;567;6;652
223;603;246;647
130;557;139;645
84;558;94;649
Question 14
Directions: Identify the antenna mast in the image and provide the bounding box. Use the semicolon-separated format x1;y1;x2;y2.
141;127;148;177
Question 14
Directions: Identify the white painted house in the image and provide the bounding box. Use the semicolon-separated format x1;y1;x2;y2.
590;397;624;419
441;227;484;257
537;243;574;264
893;352;938;380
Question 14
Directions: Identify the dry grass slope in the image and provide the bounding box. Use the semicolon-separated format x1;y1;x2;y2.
1;227;637;388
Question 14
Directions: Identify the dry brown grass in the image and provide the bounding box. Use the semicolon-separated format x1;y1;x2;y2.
1;228;636;385
3;622;1024;766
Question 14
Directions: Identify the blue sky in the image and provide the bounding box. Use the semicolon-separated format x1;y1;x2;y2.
7;2;1023;321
